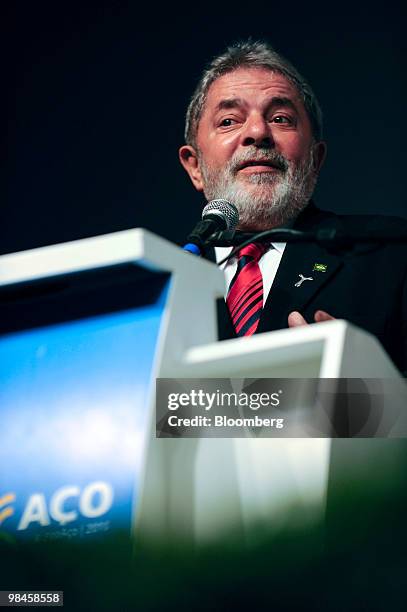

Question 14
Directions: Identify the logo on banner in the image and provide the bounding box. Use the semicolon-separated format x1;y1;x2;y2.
0;481;114;531
0;492;16;525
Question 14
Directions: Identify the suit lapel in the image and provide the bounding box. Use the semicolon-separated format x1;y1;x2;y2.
256;240;343;333
206;246;237;340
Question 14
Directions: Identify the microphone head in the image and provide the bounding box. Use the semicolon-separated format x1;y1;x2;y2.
202;199;239;231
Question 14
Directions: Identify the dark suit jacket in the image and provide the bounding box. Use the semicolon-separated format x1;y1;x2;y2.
207;202;407;374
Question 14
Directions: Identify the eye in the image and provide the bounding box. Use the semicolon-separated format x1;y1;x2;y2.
271;115;293;124
219;117;237;127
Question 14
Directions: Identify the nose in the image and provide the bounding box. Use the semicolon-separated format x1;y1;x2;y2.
241;113;274;148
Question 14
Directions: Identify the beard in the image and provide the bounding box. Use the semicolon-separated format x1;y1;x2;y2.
198;147;317;230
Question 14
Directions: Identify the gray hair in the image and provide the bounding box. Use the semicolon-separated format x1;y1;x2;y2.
184;40;323;148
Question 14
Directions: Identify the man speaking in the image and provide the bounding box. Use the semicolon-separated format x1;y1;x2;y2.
178;39;407;374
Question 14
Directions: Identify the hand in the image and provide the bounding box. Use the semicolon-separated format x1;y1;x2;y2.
288;310;336;328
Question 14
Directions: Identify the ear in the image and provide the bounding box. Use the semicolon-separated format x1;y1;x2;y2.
311;140;327;175
178;145;204;192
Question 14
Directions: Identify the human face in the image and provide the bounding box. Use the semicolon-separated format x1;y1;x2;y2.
180;67;326;230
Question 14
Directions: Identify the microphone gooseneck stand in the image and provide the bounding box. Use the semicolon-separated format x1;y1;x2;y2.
211;228;407;266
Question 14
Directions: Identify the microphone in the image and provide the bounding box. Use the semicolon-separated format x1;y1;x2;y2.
183;199;239;255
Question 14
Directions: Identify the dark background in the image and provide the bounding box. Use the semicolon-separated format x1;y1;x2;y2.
4;1;406;255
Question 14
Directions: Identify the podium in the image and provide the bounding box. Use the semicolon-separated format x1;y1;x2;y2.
0;229;405;547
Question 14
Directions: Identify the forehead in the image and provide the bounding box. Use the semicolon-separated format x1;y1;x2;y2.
204;67;303;110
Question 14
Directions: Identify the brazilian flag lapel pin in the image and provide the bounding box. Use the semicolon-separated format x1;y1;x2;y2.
313;263;328;272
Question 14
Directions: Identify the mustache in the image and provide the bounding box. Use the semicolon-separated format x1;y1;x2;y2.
230;149;289;173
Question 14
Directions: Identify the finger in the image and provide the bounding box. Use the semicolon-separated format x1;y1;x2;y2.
314;310;336;323
288;311;308;327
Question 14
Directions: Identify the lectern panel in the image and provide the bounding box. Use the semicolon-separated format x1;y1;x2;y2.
0;268;169;543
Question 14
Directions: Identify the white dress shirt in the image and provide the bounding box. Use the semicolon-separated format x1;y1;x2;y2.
215;242;287;305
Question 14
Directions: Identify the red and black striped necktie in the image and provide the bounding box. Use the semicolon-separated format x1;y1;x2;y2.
226;242;268;337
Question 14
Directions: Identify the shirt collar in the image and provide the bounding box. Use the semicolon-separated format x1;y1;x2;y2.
215;241;285;267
